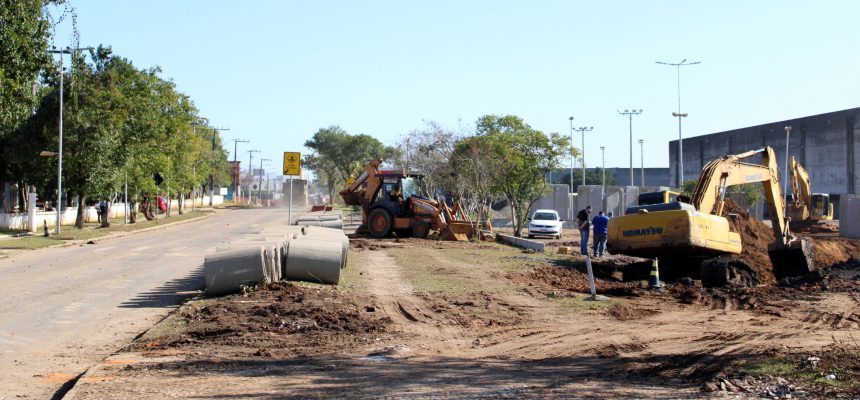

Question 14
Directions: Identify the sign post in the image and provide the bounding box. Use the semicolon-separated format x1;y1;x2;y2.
283;152;301;224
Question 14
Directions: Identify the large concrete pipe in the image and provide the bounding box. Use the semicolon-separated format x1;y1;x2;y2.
299;226;349;269
204;246;269;296
284;238;342;284
215;242;283;283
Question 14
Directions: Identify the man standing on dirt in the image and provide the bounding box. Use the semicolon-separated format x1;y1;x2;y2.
576;205;592;256
592;210;609;257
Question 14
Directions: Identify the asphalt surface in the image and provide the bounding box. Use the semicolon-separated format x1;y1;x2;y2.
0;207;297;399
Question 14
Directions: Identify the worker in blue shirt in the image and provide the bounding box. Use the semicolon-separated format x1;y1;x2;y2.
591;210;610;257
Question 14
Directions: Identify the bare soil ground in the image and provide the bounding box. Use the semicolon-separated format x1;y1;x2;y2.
67;233;860;399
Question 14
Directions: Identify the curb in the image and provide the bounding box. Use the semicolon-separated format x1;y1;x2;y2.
0;211;219;257
56;211;217;248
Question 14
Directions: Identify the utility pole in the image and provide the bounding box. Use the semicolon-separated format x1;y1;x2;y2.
638;139;645;186
258;158;271;205
568;116;574;192
192;119;229;206
47;46;93;234
617;109;643;186
247;149;260;204
600;146;606;188
230;139;249;203
656;59;701;187
574;126;594;187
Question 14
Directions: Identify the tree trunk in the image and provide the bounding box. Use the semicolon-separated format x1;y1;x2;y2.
129;201;138;223
100;202;111;228
509;197;521;237
75;194;86;229
178;193;185;215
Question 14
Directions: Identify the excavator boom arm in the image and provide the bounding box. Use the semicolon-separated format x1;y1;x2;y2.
690;147;792;246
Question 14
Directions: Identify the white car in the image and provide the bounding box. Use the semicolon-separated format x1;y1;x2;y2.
527;209;564;239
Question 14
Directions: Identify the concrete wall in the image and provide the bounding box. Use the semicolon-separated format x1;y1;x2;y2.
670;107;860;194
550;168;671;187
840;195;860;239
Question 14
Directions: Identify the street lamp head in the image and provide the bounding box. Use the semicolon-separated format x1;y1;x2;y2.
638;139;644;144
784;126;792;132
568;116;574;121
600;146;605;150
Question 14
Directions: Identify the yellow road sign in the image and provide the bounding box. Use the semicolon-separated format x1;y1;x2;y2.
283;151;301;176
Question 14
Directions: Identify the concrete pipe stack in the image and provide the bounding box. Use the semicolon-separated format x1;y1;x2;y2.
294;213;343;230
203;225;349;296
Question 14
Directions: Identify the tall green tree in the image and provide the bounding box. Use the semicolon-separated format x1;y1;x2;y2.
0;0;61;210
304;126;397;203
475;115;569;237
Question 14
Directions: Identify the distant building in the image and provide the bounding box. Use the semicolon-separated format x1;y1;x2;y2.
550;167;671;188
669;107;859;194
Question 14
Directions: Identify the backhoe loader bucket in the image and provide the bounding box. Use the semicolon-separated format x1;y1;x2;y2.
768;236;814;279
440;221;475;241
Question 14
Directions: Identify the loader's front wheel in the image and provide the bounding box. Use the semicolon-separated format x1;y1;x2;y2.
412;220;430;238
368;208;393;238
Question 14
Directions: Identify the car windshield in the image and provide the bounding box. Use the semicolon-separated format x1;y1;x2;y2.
533;212;557;220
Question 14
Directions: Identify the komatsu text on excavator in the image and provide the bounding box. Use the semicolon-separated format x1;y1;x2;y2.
607;146;814;287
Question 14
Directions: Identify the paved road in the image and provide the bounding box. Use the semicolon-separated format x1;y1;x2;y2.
0;207;296;399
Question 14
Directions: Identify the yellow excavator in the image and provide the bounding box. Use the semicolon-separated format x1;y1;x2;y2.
787;156;835;224
607;146;814;287
340;159;476;240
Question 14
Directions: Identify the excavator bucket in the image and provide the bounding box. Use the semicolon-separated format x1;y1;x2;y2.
768;237;815;280
440;222;475;241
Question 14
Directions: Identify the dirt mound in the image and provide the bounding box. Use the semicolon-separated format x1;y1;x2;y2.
415;291;527;328
516;264;643;297
131;282;390;355
810;237;860;269
722;199;778;284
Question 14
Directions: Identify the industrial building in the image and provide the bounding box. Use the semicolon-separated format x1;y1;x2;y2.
669;107;859;195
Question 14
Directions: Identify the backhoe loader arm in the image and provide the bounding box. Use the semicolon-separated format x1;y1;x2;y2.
339;159;383;206
690;147;793;246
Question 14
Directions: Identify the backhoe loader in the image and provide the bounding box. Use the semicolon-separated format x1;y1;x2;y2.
607;146;814;287
340;159;476;241
787;156;835;225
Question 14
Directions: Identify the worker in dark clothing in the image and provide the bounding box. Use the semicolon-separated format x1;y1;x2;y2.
576;206;592;256
592;211;610;257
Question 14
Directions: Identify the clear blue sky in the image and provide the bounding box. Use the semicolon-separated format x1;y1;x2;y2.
52;1;859;174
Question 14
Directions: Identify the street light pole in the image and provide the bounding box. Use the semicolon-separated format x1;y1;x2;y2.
784;126;792;214
259;158;271;205
47;46;93;233
638;139;645;186
568;116;574;192
600;146;606;188
247;149;260;204
573;127;594;187
230;138;249;202
656;59;701;187
617;109;643;186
